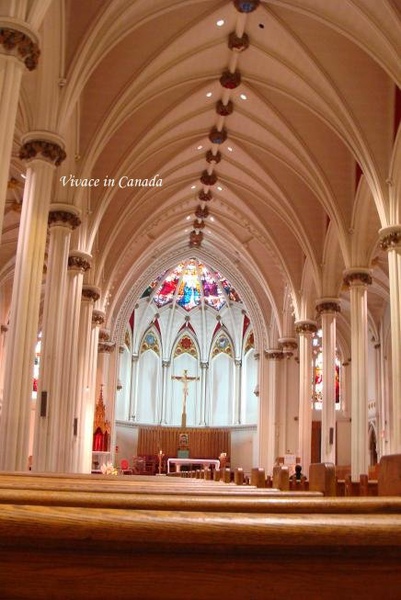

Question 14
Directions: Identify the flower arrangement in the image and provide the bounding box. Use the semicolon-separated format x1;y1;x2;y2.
100;461;118;475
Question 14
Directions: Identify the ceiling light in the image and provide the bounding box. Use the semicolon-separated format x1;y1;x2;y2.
206;92;212;98
197;145;203;150
227;146;233;152
216;19;225;27
191;185;196;189
217;186;223;191
186;216;191;221
240;93;247;100
210;217;215;222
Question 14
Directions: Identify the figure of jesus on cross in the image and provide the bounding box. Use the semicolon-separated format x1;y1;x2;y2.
171;369;199;428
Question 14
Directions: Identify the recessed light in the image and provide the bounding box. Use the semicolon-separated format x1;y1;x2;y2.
191;185;196;189
21;173;26;179
210;217;215;222
217;186;223;191
227;146;233;152
197;145;203;150
206;92;212;98
186;216;191;221
240;93;247;100
216;19;225;27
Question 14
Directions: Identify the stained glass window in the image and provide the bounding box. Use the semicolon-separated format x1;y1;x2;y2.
312;329;341;410
142;258;242;312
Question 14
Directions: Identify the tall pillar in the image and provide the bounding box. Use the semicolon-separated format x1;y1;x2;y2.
0;22;40;235
343;268;372;480
259;350;283;475
278;337;298;457
315;299;341;464
0;133;66;471
53;251;91;470
295;320;317;477
233;359;242;424
380;226;401;453
129;354;140;422
199;360;209;425
33;205;81;472
72;285;101;473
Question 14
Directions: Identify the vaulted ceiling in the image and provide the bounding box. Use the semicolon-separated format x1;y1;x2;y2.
3;0;401;349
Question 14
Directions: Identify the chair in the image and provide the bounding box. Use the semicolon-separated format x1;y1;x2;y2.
120;458;132;474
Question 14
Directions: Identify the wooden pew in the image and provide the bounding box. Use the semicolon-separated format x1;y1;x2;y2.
272;464;289;490
1;485;401;599
309;462;336;496
378;454;401;496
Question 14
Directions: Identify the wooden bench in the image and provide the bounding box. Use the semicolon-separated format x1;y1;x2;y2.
378;454;401;496
0;477;401;599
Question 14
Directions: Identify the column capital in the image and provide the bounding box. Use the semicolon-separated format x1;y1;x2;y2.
19;131;66;166
200;361;209;369
264;349;285;360
295;320;318;335
68;251;91;273
379;225;401;251
98;341;116;354
48;204;81;229
0;21;40;70
162;359;170;368
92;309;106;327
343;268;372;287
315;298;341;315
278;337;298;356
99;328;110;342
82;285;100;303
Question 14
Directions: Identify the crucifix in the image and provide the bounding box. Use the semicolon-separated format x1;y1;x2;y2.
171;369;199;428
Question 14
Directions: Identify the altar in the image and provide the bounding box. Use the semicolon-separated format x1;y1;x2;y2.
167;458;220;474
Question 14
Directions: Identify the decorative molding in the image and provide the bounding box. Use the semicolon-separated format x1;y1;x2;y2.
206;149;221;164
19;139;66;166
265;349;285;360
219;69;241;89
82;285;101;303
233;0;260;13
189;230;203;247
343;269;372;287
200;169;217;186
278;337;298;356
195;205;209;220
295;320;318;335
68;251;91;273
99;329;111;342
0;26;40;70
216;99;234;116
92;310;106;327
98;341;116;354
379;226;401;251
315;298;341;315
228;31;250;52
198;189;212;202
208;127;227;145
48;208;81;230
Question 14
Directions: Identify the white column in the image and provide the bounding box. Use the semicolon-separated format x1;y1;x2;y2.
233;359;242;424
159;359;170;424
0;22;39;236
343;269;372;480
33;206;81;472
129;354;140;422
380;227;401;454
0;133;66;471
55;251;91;470
316;299;341;464
72;285;100;473
263;349;284;474
277;337;298;457
199;361;209;425
295;320;317;477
